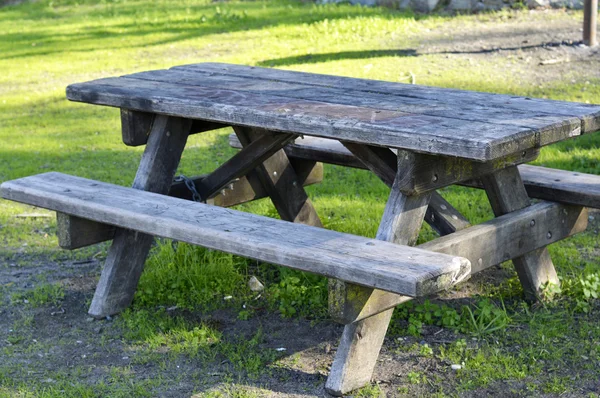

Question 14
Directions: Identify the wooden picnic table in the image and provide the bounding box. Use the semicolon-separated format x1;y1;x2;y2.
2;63;600;395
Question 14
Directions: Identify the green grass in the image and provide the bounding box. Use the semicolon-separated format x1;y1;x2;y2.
1;0;599;396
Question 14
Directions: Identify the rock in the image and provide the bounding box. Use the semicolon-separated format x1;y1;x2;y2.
248;276;264;292
449;0;474;9
527;0;549;7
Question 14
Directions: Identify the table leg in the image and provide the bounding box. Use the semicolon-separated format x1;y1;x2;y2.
88;115;192;318
233;127;323;227
481;166;560;301
325;166;432;396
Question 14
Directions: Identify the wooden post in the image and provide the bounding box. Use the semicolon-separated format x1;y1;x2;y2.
325;157;432;396
481;166;560;301
584;0;598;47
88;115;192;318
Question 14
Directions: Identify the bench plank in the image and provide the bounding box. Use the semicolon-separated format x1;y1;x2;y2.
0;172;470;298
230;136;600;209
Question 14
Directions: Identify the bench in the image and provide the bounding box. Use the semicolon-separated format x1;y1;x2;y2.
2;63;599;395
229;135;600;210
0;172;470;298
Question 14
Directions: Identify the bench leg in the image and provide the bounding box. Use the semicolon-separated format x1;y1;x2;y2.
481;166;560;301
88;115;192;318
233;127;323;227
325;171;431;396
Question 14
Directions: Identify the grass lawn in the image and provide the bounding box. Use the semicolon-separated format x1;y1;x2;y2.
0;0;599;396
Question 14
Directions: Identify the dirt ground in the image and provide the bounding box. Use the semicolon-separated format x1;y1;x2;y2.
1;9;599;398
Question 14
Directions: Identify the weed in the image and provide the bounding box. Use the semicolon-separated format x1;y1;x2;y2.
461;298;511;337
11;283;65;307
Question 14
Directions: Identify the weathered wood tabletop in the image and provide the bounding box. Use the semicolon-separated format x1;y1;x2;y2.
66;63;600;161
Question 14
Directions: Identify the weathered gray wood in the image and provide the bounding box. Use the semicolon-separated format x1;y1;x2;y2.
332;200;587;324
67;64;600;160
130;67;585;149
93;115;191;317
425;193;471;236
0;172;471;298
584;0;598;47
194;131;296;201
169;161;324;206
234;127;323;227
392;148;539;195
326;164;439;396
176;63;600;133
54;161;324;250
230;134;365;168
339;142;471;233
56;213;115;250
481;166;560;301
121;110;227;146
519;165;600;209
234;136;600;209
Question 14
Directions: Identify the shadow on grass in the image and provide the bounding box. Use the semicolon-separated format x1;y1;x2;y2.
0;0;420;60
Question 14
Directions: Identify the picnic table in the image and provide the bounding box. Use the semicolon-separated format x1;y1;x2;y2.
2;63;600;395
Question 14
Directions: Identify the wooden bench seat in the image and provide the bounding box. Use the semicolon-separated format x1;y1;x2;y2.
230;135;600;209
0;172;470;298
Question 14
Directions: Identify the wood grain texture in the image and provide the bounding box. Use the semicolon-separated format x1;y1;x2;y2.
91;115;192;317
332;200;587;324
175;64;600;133
194;130;296;201
67;63;600;160
325;168;438;396
121;110;227;146
234;127;323;227
235;136;600;209
0;172;470;298
481;166;560;301
56;213;115;250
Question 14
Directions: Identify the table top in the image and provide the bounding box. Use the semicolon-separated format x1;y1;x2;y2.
66;63;600;162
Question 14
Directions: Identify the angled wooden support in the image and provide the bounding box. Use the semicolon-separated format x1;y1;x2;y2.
193;131;297;201
233;126;323;227
325;158;434;396
340;142;471;235
481;166;561;301
89;115;192;318
121;110;227;146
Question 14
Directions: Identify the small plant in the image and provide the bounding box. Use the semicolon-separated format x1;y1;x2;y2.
461;298;511;336
266;271;327;319
407;371;422;384
419;343;434;357
11;283;65;307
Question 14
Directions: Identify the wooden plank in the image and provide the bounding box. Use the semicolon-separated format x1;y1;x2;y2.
519;164;600;209
334;200;588;324
176;63;600;133
235;136;600;209
0;172;471;298
56;213;115;250
55;162;324;250
93;115;191;317
194;131;296;201
584;0;598;47
67;76;556;161
234;127;323;227
230;134;365;168
326;167;440;396
121;110;227;146
133;67;584;148
425;193;471;236
481;166;560;301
